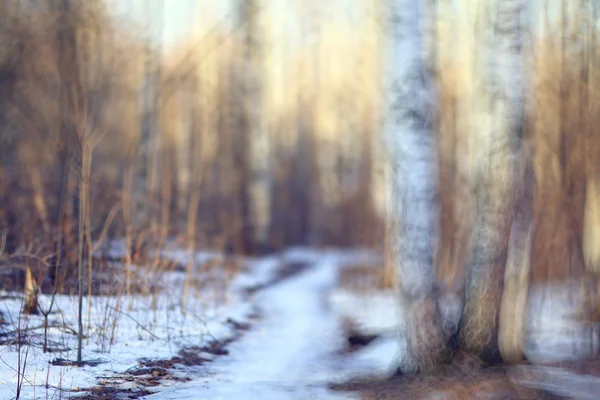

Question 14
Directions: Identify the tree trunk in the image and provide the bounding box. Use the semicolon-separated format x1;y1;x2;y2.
241;0;271;253
458;0;525;361
141;0;163;248
499;152;534;363
583;174;600;275
23;266;39;315
386;0;448;373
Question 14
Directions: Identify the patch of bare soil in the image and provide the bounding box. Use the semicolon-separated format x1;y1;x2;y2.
74;317;253;399
337;318;381;354
73;385;155;400
344;331;380;354
71;322;242;399
329;351;571;400
133;328;246;372
51;358;107;367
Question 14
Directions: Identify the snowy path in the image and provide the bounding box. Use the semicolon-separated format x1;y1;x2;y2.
148;251;395;400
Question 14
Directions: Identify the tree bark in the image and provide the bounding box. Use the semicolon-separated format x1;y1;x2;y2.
241;0;271;253
386;0;448;373
458;0;525;360
23;266;39;315
499;152;534;363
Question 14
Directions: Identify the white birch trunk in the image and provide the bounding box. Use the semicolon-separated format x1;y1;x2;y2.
459;0;525;358
385;0;447;373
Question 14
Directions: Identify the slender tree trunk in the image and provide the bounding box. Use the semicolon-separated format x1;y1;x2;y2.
458;0;525;361
499;150;534;363
122;161;135;306
77;141;92;364
182;74;202;313
386;0;448;373
241;0;271;253
23;266;39;315
48;140;72;289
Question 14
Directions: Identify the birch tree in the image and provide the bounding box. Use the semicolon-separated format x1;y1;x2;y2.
458;0;526;359
240;0;271;252
385;0;448;373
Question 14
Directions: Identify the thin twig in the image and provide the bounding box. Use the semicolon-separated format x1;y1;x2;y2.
0;323;78;338
106;305;163;341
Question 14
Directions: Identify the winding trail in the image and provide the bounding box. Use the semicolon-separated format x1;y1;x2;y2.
148;251;386;400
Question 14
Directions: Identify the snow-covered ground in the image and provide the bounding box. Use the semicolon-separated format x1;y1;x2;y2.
147;250;399;400
0;246;400;400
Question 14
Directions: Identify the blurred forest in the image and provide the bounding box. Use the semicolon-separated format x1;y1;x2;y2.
2;0;600;380
0;0;387;294
4;0;600;368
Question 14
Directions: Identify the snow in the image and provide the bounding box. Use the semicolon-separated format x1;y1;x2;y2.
147;250;398;400
0;245;291;399
330;287;399;336
328;285;403;379
509;363;600;400
524;281;600;364
0;246;398;400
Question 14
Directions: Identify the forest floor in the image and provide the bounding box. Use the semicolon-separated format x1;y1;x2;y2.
0;245;399;400
3;244;600;400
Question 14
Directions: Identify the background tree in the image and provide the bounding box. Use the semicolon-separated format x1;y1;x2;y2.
239;0;271;254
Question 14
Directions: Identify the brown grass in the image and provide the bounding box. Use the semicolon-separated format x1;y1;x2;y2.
338;263;388;293
331;351;544;400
